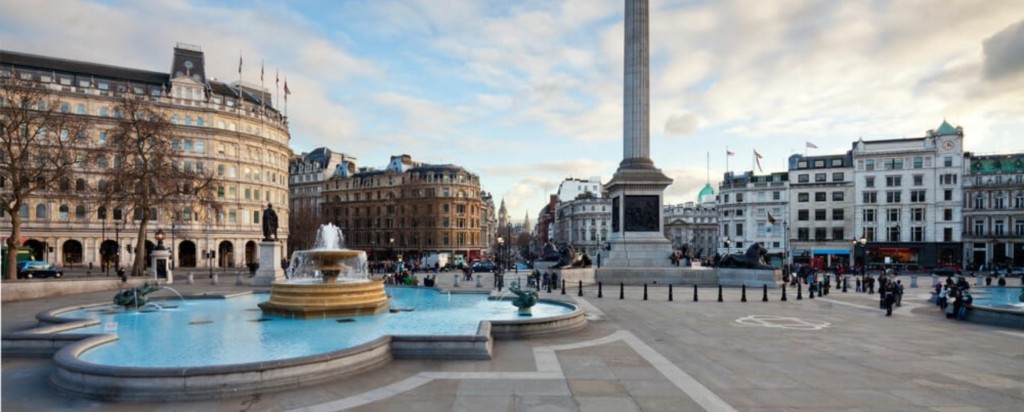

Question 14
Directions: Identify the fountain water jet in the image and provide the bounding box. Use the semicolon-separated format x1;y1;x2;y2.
258;224;389;318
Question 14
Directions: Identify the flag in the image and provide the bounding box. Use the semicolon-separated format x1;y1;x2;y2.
754;149;763;159
754;149;763;172
238;53;242;74
806;141;818;149
767;212;776;224
284;78;291;101
275;69;279;88
260;60;264;82
726;150;735;157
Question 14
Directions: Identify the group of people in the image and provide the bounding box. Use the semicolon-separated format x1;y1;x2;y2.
382;270;437;287
935;276;973;320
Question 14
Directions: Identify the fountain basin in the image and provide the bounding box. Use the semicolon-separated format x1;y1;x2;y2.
258;280;389;318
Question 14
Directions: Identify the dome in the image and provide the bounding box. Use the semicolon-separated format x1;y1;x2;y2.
697;183;715;203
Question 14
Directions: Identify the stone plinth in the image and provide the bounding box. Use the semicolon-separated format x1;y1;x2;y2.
148;248;172;284
716;268;779;288
251;240;284;286
258;280;389;319
595;267;718;286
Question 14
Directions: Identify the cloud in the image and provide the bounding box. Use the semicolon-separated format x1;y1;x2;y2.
982;20;1024;81
664;112;698;135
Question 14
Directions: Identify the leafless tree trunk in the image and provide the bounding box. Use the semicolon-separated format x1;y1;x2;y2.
100;96;218;277
288;205;322;255
1;75;94;280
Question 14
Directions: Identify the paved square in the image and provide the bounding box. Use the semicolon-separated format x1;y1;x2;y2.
2;278;1023;411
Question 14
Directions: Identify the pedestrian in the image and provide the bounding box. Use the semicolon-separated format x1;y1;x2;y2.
958;290;973;320
895;280;904;307
856;277;862;293
883;282;896;316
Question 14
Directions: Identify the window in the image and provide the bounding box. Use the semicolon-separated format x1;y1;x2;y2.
974;220;985;235
798;193;809;202
913;157;923;168
887;158;904;170
773;191;780;200
944;157;953;167
863;192;877;203
865;176;875;188
832;228;844;241
798;174;809;183
735;223;743;236
974;195;984;209
815;228;827;241
736;193;744;203
832;191;844;201
36;204;47;219
865;227;875;242
814;209;827;221
831;159;843;167
886;176;902;187
76;104;86;114
865;159;875;171
888;208;900;222
994;220;1005;236
832;209;844;220
59;205;69;221
798;210;809;221
943;227;953;242
911;227;924;241
944;209;953;221
888;226;900;241
863;209;876;222
886;191;901;203
944;190;952;201
815;192;826;202
797;228;809;240
815;173;826;183
939;174;957;185
912;208;925;222
832;172;844;182
910;190;926;203
75;205;86;220
913;175;923;186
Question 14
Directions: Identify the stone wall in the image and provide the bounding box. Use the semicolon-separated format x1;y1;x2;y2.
2;278;154;302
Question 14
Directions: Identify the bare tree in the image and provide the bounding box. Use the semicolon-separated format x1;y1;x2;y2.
101;96;218;277
1;75;94;280
288;205;322;256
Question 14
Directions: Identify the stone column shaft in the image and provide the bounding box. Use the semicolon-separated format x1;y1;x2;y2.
623;0;649;162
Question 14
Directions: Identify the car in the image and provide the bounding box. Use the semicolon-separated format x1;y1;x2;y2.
930;267;961;278
472;261;496;272
17;261;63;279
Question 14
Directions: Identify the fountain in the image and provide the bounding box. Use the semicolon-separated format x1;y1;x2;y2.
258;223;390;318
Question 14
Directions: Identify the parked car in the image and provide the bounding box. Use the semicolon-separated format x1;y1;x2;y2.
471;261;496;272
930;267;961;278
17;261;63;279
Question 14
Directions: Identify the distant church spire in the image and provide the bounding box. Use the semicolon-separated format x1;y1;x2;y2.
523;212;531;234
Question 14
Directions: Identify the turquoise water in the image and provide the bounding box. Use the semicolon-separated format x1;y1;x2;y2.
58;288;572;367
971;287;1024;310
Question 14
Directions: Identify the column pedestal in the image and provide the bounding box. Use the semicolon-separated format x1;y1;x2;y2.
149;248;172;284
251;241;285;286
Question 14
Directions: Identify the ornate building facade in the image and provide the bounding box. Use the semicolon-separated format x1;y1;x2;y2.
718;171;790;266
321;155;487;264
0;44;292;271
961;152;1024;269
663;183;718;259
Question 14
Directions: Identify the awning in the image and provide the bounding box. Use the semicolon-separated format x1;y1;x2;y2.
813;249;850;255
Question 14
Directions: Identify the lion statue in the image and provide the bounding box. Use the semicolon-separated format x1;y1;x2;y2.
719;242;774;270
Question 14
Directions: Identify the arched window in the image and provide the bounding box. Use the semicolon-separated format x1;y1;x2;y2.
218;120;225;129
185;116;193;126
76;103;86;114
35;204;47;219
98;206;107;220
114;108;123;118
59;205;70;221
76;178;86;191
60;129;70;141
37;100;46;111
197;117;204;127
98;180;108;191
97;156;108;169
20;205;29;218
99;107;109;117
172;115;179;125
60;103;70;113
75;205;86;220
59;178;71;192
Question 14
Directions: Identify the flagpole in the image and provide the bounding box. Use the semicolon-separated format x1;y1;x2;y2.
706;151;709;184
275;69;280;112
725;146;729;175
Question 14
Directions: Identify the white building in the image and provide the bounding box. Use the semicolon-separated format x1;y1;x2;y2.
717;171;789;266
556;177;602;202
552;177;610;257
851;121;964;270
787;153;855;269
961;151;1024;270
663;183;718;259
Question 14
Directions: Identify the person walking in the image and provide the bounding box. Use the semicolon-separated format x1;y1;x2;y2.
883;282;896;316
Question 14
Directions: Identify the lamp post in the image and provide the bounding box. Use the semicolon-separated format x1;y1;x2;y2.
507;222;513;272
497;236;504;269
852;237;867;275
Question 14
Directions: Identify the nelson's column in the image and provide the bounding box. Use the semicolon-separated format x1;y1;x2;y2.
598;0;687;282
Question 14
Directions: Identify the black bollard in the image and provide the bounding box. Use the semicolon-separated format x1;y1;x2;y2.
578;280;583;297
620;282;624;300
693;284;698;302
762;284;768;302
561;279;566;295
717;284;723;302
643;283;648;301
668;284;673;301
797;282;803;300
809;285;815;299
598;282;603;298
843;277;848;293
741;284;747;302
781;284;788;301
547;280;552;293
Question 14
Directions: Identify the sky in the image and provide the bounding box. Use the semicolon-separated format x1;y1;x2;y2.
3;0;1024;223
